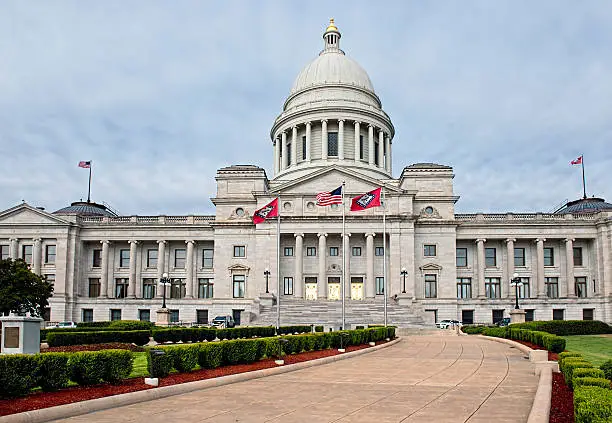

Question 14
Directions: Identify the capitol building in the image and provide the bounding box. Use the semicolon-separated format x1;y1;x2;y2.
1;21;611;327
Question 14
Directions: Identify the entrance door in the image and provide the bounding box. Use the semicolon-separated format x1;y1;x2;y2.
232;309;242;326
305;283;318;300
351;277;364;300
328;284;340;301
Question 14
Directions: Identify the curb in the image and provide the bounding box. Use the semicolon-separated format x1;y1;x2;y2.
478;335;552;423
1;338;401;423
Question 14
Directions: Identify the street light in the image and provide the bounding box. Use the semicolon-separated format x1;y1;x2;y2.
264;268;270;294
510;272;523;310
159;272;171;309
400;267;408;293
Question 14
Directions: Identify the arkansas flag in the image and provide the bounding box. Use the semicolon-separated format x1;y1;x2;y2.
350;187;382;211
252;198;279;224
571;156;583;165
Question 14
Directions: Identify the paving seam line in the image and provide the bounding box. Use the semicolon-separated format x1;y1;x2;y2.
1;338;401;423
478;335;552;423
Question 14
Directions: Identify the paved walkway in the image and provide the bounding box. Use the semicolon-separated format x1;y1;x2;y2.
59;333;538;423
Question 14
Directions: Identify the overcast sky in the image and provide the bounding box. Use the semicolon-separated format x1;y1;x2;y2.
1;1;611;215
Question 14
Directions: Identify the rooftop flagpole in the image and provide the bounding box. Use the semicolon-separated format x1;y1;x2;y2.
581;155;587;199
341;180;346;330
382;186;387;327
87;161;92;203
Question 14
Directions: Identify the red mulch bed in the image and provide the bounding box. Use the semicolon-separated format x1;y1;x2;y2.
550;372;574;423
510;339;559;361
42;343;145;353
0;342;378;417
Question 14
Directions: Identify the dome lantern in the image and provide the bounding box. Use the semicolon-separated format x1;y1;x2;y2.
323;18;341;52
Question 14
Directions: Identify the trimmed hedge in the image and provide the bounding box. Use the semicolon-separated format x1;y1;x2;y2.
35;353;70;391
69;350;134;385
47;330;151;347
0;355;40;398
601;360;612;381
561;359;595;389
277;325;312;335
151;326;276;343
512;320;612;336
315;325;324;333
475;326;566;353
574;386;612;423
573;377;611;389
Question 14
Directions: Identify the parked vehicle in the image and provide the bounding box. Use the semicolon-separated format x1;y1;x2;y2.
496;317;511;327
436;319;462;329
210;315;235;328
52;321;77;328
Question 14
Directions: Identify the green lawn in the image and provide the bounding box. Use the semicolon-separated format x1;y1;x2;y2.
129;352;149;378
562;335;612;366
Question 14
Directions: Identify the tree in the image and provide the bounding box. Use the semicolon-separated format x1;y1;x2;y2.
0;258;54;317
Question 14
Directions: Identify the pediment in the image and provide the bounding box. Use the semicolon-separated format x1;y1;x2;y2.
228;263;250;274
0;204;70;225
419;263;443;273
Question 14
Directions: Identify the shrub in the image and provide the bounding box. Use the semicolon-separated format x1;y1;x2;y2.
315;325;324;333
198;343;224;369
512;320;612;336
68;351;107;385
0;355;40;398
303;334;317;352
35;352;70;391
462;326;487;334
600;360;612;381
542;334;566;353
559;351;583;366
166;344;199;372
562;359;594;389
386;326;396;339
482;327;507;338
108;320;155;330
147;348;174;378
573;368;606;380
47;330;150;347
573;377;611;390
99;350;134;383
77;321;112;328
277;325;311;335
574;386;612;423
223;339;261;365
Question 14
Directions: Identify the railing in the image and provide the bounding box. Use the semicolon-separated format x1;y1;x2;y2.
77;215;216;225
455;212;602;222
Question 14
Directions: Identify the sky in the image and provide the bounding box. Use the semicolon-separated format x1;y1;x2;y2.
1;1;611;215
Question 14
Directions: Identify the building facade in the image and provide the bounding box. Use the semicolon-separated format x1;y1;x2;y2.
1;21;611;327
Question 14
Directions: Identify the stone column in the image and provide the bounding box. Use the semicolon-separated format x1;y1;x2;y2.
565;238;575;298
281;131;287;170
378;130;384;168
354;121;360;162
294;233;304;298
128;240;138;298
317;233;327;298
100;240;110;298
476;239;486;298
536;238;546;297
321;120;328;160
274;138;280;175
33;238;42;274
156;240;166;298
185;240;195;299
305;121;312;163
505;238;515;299
385;135;391;173
343;233;351;298
338;119;345;160
365;233;375;298
9;238;18;259
291;126;298;166
368;124;375;165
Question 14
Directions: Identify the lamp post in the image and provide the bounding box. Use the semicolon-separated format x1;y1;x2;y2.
400;267;408;293
159;272;171;309
510;272;523;310
264;268;270;294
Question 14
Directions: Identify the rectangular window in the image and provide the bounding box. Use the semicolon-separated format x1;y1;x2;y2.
375;247;384;256
518;277;530;299
327;132;338;156
170;310;179;323
45;245;56;264
492;310;504;325
197;310;209;325
352;247;362;256
92;249;102;267
485;277;501;299
525;309;535;322
302;135;306;160
545;277;559;298
329;247;339;256
115;278;128;298
328;276;340;284
306;247;316;256
202;249;214;268
119;249;130;268
424;274;437;298
198;278;214;299
424;244;437;257
174;249;186;268
376;277;384;295
110;309;122;321
22;245;33;263
284;247;294;256
374;141;379;165
544;247;554;266
142;278;156;299
485;248;497;267
233;275;245;298
283;277;294;295
139;309;150;322
0;245;8;260
359;135;364;160
82;309;93;322
575;277;587;298
147;249;158;268
573;247;583;266
461;310;474;325
43;307;51;322
456;248;467;267
234;245;246;257
171;278;186;299
45;274;55;286
286;142;292;165
88;278;101;298
456;278;472;299
553;309;564;321
514;247;526;267
583;308;594;321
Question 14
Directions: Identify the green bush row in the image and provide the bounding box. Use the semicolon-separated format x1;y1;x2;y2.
42;320;155;340
574;386;612;423
473;326;566;353
152;326;277;343
276;325;313;335
512;320;612;336
0;350;134;398
46;330;151;347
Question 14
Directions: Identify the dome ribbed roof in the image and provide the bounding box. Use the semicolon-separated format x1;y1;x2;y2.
554;197;612;214
53;201;117;217
291;53;375;94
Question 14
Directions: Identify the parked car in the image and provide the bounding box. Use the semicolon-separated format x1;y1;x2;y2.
436;319;462;329
496;317;511;327
52;321;77;328
210;316;235;328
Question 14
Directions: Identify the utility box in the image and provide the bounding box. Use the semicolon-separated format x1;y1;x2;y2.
0;315;43;354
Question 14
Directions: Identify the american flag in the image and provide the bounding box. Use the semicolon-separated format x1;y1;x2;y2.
316;185;343;206
78;161;91;168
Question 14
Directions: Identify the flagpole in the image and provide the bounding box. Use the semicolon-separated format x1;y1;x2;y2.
581;155;587;199
87;162;92;203
382;186;387;327
276;195;281;331
341;181;346;330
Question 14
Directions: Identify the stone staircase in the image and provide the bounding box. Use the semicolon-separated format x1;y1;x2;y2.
253;298;426;328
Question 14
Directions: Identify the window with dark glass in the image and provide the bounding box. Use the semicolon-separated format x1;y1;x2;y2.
142;278;156;299
485;277;501;298
457;278;472;299
115;278;128;298
583;308;594;321
22;245;32;263
552;309;564;321
352;247;362;256
424;274;437;298
492;310;504;324
170;309;179;323
283;277;294;295
202;249;213;268
546;277;559;298
372;247;383;256
329;247;339;256
284;247;294;256
88;278;101;298
575;277;587;298
544;247;554;266
376;277;384;295
147;249;158;268
306;247;316;256
525;309;535;321
139;309;150;322
233;275;245;298
92;249;102;267
302;135;306;160
374;141;379;165
119;249;130;268
518;277;530;299
42;307;51;321
286;143;292;165
424;244;436;257
198;278;214;298
485;248;497;267
573;247;583;266
174;249;186;268
359;135;364;159
197;310;209;324
0;245;8;260
327;132;338;156
171;278;186;299
461;310;474;325
110;309;122;321
234;245;246;257
514;247;526;267
82;309;93;322
45;274;55;286
45;245;56;264
456;248;467;267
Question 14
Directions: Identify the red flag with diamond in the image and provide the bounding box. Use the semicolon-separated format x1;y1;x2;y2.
571;156;583;165
350;187;382;211
252;198;279;224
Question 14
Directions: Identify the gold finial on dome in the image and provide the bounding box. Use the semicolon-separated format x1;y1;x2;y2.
326;18;338;33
